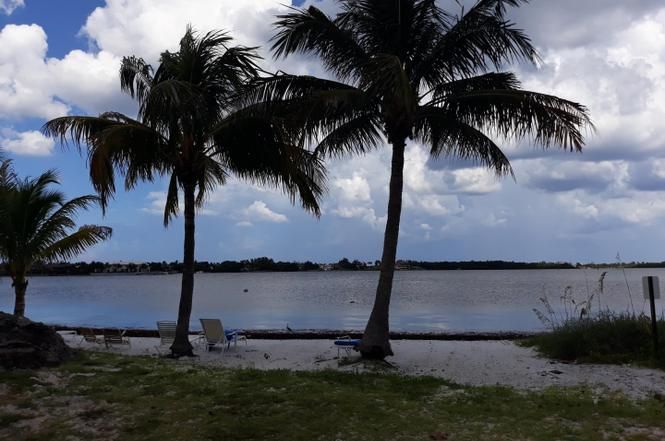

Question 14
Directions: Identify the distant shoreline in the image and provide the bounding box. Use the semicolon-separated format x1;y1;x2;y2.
3;265;662;278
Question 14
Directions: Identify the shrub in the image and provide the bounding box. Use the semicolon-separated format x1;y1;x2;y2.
525;312;665;366
526;271;665;369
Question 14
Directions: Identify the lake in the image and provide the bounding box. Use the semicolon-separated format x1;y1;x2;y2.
1;268;664;332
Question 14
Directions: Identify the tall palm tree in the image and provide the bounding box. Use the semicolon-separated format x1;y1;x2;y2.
0;170;111;317
249;0;593;358
43;27;325;356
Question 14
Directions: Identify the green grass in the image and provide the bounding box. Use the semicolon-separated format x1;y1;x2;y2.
2;352;665;440
523;313;665;370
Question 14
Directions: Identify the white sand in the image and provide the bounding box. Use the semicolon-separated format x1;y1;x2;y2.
61;334;665;400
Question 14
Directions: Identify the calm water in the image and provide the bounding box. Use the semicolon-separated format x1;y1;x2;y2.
1;269;664;332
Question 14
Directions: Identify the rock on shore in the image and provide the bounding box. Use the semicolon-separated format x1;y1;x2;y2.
0;312;74;369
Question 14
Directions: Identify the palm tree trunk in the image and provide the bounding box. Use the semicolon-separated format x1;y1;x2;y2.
12;275;28;317
359;138;406;359
170;183;196;357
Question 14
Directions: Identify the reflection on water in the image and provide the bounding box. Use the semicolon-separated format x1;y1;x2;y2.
1;268;663;332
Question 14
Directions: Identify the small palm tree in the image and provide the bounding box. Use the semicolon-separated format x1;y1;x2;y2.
43;27;324;356
251;0;593;358
0;170;111;317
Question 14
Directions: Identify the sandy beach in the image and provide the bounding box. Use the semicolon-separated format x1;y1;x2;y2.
60;334;665;400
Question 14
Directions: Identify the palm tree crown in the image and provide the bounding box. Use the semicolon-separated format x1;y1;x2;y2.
0;170;111;317
249;0;593;358
44;27;323;224
42;27;325;356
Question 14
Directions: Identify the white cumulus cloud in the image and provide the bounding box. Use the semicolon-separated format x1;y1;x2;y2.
245;200;288;223
1;129;54;156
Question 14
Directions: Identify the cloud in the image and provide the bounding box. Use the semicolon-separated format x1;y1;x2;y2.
0;23;129;122
510;0;665;50
0;0;23;15
630;160;665;191
1;129;54;156
0;0;314;125
333;173;371;203
141;191;168;215
332;205;385;229
244;200;288;223
415;194;464;217
0;24;70;120
450;168;501;195
520;159;629;194
82;0;292;64
556;191;665;227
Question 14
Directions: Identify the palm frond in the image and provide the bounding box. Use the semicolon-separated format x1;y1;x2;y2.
195;155;228;207
415;105;513;176
440;88;593;150
236;74;377;149
120;55;154;105
272;6;368;82
0;158;16;189
164;173;180;227
212;113;326;216
427;72;521;101
39;225;112;263
413;0;538;89
28;195;102;254
239;73;361;105
43;114;170;211
0;170;109;276
314;113;383;159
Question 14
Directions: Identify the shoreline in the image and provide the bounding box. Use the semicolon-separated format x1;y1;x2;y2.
53;325;542;340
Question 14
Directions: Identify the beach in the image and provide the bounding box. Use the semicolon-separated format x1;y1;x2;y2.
60;334;665;400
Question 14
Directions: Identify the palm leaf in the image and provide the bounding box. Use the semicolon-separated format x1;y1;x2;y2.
413;0;538;89
415;105;513;176
440;89;593;150
272;6;368;82
39;225;112;263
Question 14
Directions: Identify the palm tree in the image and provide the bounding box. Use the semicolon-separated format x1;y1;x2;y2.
0;170;111;317
249;0;593;358
43;27;325;356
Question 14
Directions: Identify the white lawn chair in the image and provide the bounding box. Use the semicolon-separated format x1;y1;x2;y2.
157;321;176;346
199;318;246;352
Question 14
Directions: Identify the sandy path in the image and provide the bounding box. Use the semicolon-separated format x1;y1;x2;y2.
62;335;665;400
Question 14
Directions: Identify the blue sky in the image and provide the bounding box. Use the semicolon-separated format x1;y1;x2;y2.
2;0;665;263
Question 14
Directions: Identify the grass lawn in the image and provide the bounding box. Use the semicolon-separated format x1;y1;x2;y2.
2;352;665;441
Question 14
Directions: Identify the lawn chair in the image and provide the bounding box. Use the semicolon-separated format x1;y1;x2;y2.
157;321;176;346
80;328;103;345
199;318;246;352
103;329;131;349
334;336;361;358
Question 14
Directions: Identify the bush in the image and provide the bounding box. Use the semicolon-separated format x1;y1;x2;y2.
524;312;665;369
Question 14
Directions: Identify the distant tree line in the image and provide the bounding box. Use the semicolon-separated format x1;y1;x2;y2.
11;258;665;277
403;260;576;270
5;258;665;278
